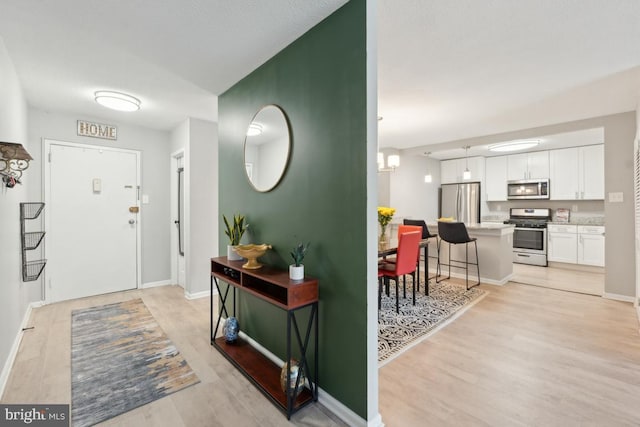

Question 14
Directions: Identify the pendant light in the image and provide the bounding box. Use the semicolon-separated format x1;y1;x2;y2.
462;146;471;180
424;152;432;183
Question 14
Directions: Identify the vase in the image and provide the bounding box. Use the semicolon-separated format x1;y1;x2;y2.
223;316;239;343
227;245;242;261
378;226;389;251
289;265;304;281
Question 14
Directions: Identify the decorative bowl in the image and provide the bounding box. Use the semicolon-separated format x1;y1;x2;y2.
233;243;272;269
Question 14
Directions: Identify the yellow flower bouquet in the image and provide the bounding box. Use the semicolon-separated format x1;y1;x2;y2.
377;206;395;249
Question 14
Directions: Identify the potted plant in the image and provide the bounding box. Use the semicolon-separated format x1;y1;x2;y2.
223;214;249;261
289;242;310;281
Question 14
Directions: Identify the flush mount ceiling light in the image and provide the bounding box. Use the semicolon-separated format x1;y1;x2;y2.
246;123;263;136
94;91;141;112
488;140;540;153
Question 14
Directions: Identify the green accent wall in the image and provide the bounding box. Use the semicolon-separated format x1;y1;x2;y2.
218;0;368;418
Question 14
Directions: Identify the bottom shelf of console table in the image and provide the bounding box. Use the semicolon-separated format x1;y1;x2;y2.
212;336;314;413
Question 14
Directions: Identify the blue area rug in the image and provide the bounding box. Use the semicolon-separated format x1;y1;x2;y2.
71;298;199;427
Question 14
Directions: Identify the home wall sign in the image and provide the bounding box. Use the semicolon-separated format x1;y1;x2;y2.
77;120;117;140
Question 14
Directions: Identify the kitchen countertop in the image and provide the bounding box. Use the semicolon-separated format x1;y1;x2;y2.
548;217;605;226
426;221;514;236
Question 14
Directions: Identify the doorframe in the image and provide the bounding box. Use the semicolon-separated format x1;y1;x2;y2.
42;138;142;303
170;149;186;287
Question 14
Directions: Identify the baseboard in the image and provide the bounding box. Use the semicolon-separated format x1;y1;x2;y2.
233;328;369;426
636;305;640;325
184;289;212;300
442;271;511;286
0;300;41;399
141;279;172;289
602;293;635;303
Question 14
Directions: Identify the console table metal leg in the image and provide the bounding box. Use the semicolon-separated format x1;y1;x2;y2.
212;277;233;343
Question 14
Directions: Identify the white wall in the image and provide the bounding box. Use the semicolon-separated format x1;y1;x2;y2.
169;118;218;296
187;118;218;295
387;153;441;222
28;109;172;285
0;37;34;396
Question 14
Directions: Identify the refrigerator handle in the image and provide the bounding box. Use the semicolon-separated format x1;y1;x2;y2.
456;185;461;221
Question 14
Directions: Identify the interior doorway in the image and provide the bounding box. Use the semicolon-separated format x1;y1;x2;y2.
44;139;141;303
172;150;186;288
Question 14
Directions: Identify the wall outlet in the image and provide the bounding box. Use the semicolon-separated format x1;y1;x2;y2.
572;204;578;212
608;192;624;203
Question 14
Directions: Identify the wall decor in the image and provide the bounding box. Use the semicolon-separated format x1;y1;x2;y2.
77;120;117;140
244;105;290;192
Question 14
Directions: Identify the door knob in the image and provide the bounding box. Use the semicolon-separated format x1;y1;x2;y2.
129;219;135;224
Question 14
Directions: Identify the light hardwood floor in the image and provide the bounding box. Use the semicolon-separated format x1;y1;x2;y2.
0;286;346;427
4;280;639;426
379;279;640;426
511;262;605;296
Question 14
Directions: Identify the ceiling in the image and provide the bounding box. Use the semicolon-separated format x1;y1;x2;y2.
0;1;638;152
0;0;347;131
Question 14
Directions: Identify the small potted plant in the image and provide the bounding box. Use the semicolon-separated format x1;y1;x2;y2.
223;214;249;261
289;242;309;281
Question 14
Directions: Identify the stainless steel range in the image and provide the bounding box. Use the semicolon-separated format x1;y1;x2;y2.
503;208;552;266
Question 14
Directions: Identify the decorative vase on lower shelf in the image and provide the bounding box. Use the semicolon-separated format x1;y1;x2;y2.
223;316;239;343
289;265;304;281
280;359;306;394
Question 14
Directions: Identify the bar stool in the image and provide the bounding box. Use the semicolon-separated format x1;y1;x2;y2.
403;219;438;295
436;221;480;290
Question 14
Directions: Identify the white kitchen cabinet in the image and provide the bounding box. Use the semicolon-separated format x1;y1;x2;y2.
580;145;605;200
485;156;508;201
549;145;604;200
507;151;549;181
440;157;485;184
549;147;580;200
548;224;577;264
440;159;460;184
577;225;605;267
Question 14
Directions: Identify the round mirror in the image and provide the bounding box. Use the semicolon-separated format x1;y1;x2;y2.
244;105;291;192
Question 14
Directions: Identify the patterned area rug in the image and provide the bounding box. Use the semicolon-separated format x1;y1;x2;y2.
378;279;487;365
71;299;199;427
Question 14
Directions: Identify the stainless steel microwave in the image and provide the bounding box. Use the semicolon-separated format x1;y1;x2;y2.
507;179;549;200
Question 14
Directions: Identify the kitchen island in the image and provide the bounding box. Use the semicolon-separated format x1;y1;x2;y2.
427;222;514;285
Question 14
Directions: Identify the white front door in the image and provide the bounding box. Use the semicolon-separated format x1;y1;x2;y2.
45;140;140;302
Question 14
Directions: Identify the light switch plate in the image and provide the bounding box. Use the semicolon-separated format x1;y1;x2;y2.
608;192;624;203
142;194;149;204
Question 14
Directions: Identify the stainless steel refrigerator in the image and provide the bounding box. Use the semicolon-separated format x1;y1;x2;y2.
439;182;481;224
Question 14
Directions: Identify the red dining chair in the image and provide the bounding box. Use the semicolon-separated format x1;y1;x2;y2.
378;230;421;313
379;225;422;299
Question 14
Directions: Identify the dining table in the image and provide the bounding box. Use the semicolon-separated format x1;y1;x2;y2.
378;238;438;295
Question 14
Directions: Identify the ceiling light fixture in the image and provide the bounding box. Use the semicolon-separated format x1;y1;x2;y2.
462;146;471;180
246;123;263;136
378;152;400;172
488;140;540;152
94;91;141;112
424;152;432;183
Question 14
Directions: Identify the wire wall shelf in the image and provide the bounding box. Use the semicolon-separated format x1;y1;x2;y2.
23;260;47;282
20;202;46;282
21;202;45;220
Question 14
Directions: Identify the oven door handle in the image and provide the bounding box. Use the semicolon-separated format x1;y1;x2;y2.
515;253;531;258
